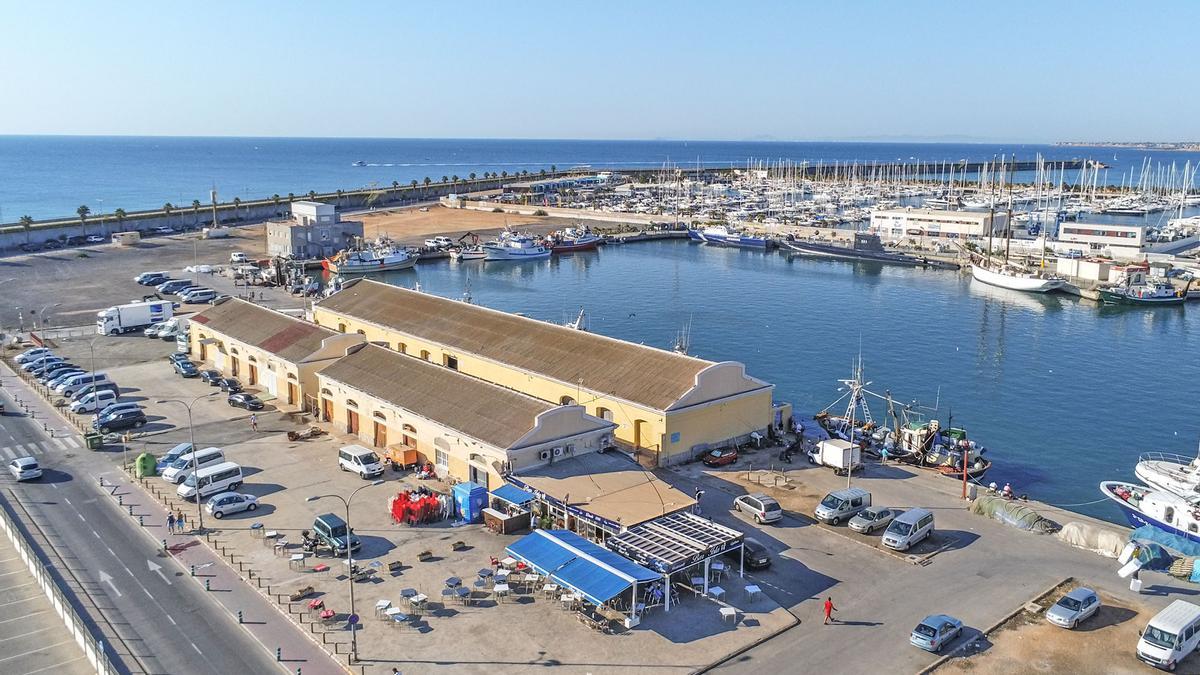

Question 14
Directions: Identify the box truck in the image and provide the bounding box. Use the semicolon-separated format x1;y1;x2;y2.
96;300;174;335
807;438;863;474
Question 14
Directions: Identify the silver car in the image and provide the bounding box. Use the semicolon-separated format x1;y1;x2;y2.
205;492;259;519
9;457;43;481
848;507;901;534
1045;587;1100;628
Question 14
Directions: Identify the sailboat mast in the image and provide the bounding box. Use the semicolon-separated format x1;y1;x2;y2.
1005;156;1015;262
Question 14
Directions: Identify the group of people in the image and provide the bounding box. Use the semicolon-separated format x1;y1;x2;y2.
165;509;188;534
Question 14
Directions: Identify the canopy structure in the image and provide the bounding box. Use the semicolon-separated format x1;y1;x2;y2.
607;511;744;574
506;530;658;609
491;483;536;508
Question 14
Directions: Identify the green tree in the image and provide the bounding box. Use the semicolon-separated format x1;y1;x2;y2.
423;177;431;187
114;208;126;226
192;199;202;224
232;197;241;220
539;169;546;177
469;172;476;181
502;171;508;178
307;190;317;201
550;165;557;175
288;193;295;203
441;175;449;183
451;175;459;184
76;205;90;237
272;194;281;207
19;215;33;244
410;179;418;189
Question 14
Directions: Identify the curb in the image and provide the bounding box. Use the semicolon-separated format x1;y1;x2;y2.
692;613;801;674
916;576;1072;674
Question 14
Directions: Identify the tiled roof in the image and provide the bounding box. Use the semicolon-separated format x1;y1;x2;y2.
192;299;335;362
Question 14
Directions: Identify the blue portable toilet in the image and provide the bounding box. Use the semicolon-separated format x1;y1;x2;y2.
452;481;487;524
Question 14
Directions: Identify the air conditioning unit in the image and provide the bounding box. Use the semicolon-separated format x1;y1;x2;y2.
552;447;564;457
539;450;551;461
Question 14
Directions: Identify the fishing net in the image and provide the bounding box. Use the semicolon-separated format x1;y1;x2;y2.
968;495;1060;534
1056;521;1128;558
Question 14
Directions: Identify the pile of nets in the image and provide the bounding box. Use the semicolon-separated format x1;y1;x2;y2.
968;495;1060;534
1057;521;1128;558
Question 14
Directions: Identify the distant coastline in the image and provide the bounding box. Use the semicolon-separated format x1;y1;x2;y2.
1056;141;1200;151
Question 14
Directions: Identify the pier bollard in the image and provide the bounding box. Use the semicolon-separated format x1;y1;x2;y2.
127;505;133;516
117;495;123;506
205;579;211;591
98;476;104;488
190;565;195;577
138;515;144;526
276;647;282;662
238;610;243;624
162;539;167;550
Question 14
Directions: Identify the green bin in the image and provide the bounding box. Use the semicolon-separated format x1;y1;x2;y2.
135;452;158;479
84;432;104;450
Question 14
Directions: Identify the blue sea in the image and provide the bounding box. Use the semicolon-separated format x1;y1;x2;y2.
4;136;1200;221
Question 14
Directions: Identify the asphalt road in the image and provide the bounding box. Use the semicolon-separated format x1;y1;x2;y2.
0;385;282;675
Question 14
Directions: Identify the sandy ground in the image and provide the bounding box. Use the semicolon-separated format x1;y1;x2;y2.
351;204;629;246
939;580;1152;674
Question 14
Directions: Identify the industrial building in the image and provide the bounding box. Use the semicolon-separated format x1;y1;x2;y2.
265;201;364;260
870;208;1008;242
313;279;781;467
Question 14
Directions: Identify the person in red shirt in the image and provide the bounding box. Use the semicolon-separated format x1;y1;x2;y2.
823;597;837;625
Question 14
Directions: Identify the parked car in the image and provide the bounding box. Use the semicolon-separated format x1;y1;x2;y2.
229;252;248;264
153;226;173;235
145;322;167;338
97;402;142;419
66;235;87;246
910;614;963;653
725;536;772;570
20;355;62;372
18;242;42;253
733;493;782;524
1045;587;1100;629
882;508;935;551
15;347;52;364
46;369;85;388
43;239;64;249
38;363;79;383
85;235;105;244
92;409;147;434
702;447;738;467
180;289;217;304
849;507;901;534
168;353;191;364
814;487;872;526
217;377;242;393
155;442;194;472
425;236;453;248
135;271;170;285
199;370;222;385
205;492;258;519
209;294;232;305
9;456;42;481
227;392;263;410
157;279;195;294
174;360;200;377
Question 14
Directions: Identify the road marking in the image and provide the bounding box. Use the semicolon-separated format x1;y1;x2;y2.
191;642;202;655
0;447;14;460
104;546;115;557
62;497;72;506
63;436;80;449
0;595;39;608
14;444;31;456
76;513;85;522
0;625;52;642
0;608;47;624
97;571;122;597
91;530;100;539
141;586;153;599
0;570;25;578
166;615;177;625
50;483;58;490
24;654;87;675
0;639;73;663
147;559;172;585
51;437;69;451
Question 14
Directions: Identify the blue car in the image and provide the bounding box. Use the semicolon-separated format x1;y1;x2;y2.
910;614;963;653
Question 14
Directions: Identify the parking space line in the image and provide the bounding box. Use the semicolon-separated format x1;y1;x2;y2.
0;625;53;642
0;609;47;624
25;654;87;675
0;595;39;608
0;639;73;662
0;581;36;593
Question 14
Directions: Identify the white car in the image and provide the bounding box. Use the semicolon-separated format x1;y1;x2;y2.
145;322;167;338
229;252;248;264
9;457;42;481
425;236;453;249
205;492;259;519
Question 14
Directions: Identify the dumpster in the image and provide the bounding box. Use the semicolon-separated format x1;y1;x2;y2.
135;452;158;478
84;432;104;450
452;481;487;524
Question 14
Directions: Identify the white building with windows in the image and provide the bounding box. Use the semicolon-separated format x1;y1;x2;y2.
265;201;364;259
1055;223;1146;260
870;208;1008;241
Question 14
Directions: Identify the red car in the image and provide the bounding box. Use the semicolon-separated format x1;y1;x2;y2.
702;448;739;467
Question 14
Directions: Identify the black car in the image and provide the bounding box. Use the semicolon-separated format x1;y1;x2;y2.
66;235;87;246
199;370;222;385
174;361;199;378
138;274;169;286
93;409;147;434
227;393;264;410
18;242;42;253
42;239;64;250
37;362;78;381
726;536;772;571
217;377;242;393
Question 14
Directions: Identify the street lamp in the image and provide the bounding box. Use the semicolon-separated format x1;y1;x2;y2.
306;479;384;663
38;303;62;331
157;392;220;532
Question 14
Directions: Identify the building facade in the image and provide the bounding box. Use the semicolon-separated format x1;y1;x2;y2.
870;208;1008;241
1056;223;1145;260
312;280;777;467
266;201;364;259
189;298;364;408
317;343;615;489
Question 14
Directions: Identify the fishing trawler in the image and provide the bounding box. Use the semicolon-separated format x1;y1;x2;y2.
1099;280;1189;306
687;224;770;248
1101;481;1200;544
549;227;602;253
322;242;416;273
483;231;551;261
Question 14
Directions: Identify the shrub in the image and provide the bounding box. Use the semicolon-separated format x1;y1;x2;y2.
492;207;504;213
532;209;548;216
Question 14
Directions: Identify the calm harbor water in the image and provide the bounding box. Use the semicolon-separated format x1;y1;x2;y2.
4;136;1200;221
363;240;1197;523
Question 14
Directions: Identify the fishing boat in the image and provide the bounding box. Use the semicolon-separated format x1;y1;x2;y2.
1098;280;1188;306
483;231;550;261
1101;481;1200;543
892;419;992;478
970;263;1065;293
451;245;487;261
784;233;958;269
1135;447;1200;497
550;227;602;253
688;224;770;249
322;244;416;273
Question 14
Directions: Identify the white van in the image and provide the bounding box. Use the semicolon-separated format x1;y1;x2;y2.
1137;600;1200;671
55;372;112;397
69;389;119;414
178;461;243;500
814;487;872;525
882;508;935;551
161;447;225;484
338;445;384;479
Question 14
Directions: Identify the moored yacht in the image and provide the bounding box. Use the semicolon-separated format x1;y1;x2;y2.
1101;481;1200;544
970;263;1065;293
483;231;551;261
323;244;416;274
1135;448;1200;497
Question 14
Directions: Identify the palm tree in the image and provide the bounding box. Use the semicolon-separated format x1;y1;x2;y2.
232;197;241;221
114;208;126;232
162;203;174;228
336;189;344;207
441;175;449;184
539;169;547;177
307;190;317;201
192;199;202;225
18;215;33;244
502;171;508;179
469;172;476;181
550;165;557;175
451;175;459;184
410;179;418;189
423;177;431;187
288;193;295;203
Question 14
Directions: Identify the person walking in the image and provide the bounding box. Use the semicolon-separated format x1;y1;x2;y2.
250;413;258;432
176;509;186;533
823;597;837;625
166;512;176;534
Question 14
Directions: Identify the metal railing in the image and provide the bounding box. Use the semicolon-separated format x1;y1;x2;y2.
0;501;119;675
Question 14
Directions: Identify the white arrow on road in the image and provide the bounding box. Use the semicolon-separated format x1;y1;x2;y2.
147;559;172;585
98;571;123;597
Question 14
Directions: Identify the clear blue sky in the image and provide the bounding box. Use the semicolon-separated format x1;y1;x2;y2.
2;0;1195;141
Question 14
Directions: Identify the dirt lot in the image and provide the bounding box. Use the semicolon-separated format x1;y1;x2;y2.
940;580;1153;674
354;203;634;246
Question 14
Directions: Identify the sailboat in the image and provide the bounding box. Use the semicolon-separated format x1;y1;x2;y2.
970;156;1065;293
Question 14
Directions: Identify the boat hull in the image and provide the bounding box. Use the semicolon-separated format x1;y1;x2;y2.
483;249;551;261
702;233;769;248
1098;289;1186;306
784;241;956;269
551;238;601;253
971;264;1064;293
323;257;416;274
1101;481;1200;544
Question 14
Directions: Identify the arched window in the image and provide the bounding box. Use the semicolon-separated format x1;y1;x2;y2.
420;349;430;361
397;342;407;354
560;396;576;405
248;355;257;363
372;411;386;421
346;399;358;409
596;407;614;422
287;372;297;381
338;323;347;333
230;347;239;355
320;387;333;397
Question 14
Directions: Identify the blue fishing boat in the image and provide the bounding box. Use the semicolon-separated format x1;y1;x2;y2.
1101;481;1200;544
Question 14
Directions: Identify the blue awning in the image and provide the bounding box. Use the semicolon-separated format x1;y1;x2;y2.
491;483;535;507
505;530;658;606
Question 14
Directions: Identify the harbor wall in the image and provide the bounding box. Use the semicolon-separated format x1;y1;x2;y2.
445;198;684;226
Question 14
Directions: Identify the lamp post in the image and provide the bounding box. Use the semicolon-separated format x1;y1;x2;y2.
306;480;384;663
157;392;219;532
38;303;62;331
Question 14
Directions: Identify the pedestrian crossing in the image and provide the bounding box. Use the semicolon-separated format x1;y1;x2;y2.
0;436;81;460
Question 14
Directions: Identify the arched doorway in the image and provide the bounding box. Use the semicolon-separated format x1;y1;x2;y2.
633;419;648;449
596;407;613;422
320;388;333;422
560;395;576;405
345;399;360;435
286;373;298;405
372;411;387;448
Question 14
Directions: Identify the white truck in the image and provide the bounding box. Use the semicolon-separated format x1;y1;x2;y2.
807;438;863;475
96;300;174;335
156;316;190;340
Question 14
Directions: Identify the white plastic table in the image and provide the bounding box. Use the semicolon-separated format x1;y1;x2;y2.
493;583;510;601
744;584;762;602
720;606;738;623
